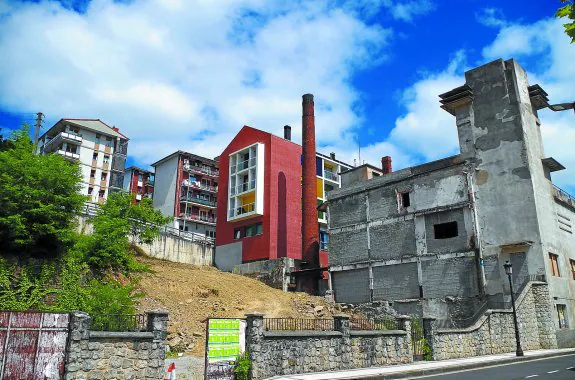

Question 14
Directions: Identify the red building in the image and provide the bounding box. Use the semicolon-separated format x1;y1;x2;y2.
123;166;154;203
214;123;352;292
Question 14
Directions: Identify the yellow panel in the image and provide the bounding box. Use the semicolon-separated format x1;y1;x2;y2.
324;161;334;170
316;178;324;199
239;191;255;205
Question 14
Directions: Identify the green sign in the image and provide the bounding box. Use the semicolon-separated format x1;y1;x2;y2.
207;318;243;363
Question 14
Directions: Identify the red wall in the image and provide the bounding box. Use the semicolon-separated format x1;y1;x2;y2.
215;126;303;263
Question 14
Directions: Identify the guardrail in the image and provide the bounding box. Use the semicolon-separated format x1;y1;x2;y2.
264;318;335;331
350;316;403;330
91;314;148;332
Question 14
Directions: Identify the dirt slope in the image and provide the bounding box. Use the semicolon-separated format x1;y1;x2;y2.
136;257;342;356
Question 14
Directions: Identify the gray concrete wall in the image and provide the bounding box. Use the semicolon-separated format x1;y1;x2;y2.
245;314;411;380
333;269;370;304
373;263;419;300
214;241;243;272
153;154;178;218
233;258;296;291
424;209;468;254
370;220;416;261
422;256;478;299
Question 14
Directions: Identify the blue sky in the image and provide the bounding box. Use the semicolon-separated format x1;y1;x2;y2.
0;0;573;192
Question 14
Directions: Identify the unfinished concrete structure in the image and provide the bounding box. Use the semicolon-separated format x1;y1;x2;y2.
327;59;575;341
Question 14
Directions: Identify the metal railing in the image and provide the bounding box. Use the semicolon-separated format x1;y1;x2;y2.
324;170;339;182
553;185;575;205
180;213;217;224
236;157;256;172
180;195;217;207
184;164;219;177
264;318;334;331
182;180;217;193
350;316;402;331
229;202;255;218
91;314;148;332
230;180;255;195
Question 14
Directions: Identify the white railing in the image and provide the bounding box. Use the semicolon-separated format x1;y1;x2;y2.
229;202;255;218
182;180;217;193
56;150;80;160
44;131;83;152
324;170;339;182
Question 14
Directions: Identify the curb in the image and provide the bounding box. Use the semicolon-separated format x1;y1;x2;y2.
361;350;575;379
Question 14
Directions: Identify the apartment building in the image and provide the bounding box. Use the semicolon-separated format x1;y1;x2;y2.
214;124;352;278
327;59;575;341
152;151;219;238
123;166;155;203
37;118;128;203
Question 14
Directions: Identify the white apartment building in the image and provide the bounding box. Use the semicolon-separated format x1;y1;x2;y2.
37;119;129;203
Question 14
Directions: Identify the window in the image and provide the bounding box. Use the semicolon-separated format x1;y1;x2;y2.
549;253;560;277
234;228;244;240
65;145;77;154
557;304;568;328
103;155;110;164
101;172;107;181
571;259;575;280
401;192;411;207
92;153;98;161
87;187;93;195
90;170;96;178
98;190;105;198
95;134;101;144
434;221;458;239
234;222;262;239
105;137;113;147
206;230;216;239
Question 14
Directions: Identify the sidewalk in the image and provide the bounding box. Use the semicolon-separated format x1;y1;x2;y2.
266;348;575;380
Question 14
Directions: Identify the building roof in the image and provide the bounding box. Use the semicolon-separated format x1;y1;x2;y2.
40;118;128;140
124;166;154;175
340;162;382;175
151;150;218;168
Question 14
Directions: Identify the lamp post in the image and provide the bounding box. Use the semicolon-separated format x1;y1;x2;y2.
548;102;575;114
503;260;524;357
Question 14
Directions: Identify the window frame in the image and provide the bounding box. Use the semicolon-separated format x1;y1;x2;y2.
433;221;459;240
549;253;561;277
570;259;575;281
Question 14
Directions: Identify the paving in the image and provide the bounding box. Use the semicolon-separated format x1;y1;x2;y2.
265;348;575;380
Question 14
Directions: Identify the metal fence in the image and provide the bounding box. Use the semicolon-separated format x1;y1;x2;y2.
264;318;335;331
350;316;402;331
90;314;148;332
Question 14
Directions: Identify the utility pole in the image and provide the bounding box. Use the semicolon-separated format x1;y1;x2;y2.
33;112;44;149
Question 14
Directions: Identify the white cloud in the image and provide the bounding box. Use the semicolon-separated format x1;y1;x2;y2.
0;0;392;165
475;8;507;28
387;0;435;22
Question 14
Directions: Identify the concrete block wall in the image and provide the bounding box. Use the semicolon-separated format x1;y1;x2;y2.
245;314;412;380
430;283;556;360
65;311;168;380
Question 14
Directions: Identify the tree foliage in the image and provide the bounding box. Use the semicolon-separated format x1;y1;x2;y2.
557;0;575;43
86;192;172;272
0;127;85;256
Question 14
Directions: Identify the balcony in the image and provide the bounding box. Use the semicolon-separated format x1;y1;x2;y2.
553;184;575;210
323;170;339;182
145;178;155;186
180;195;217;208
179;213;217;225
236;157;256;172
182;180;217;193
230;180;255;196
228;202;255;219
56;150;80;161
43;131;83;152
184;164;219;178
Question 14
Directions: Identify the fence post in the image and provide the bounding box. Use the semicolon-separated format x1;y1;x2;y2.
397;315;413;362
245;313;265;379
146;310;169;342
423;317;436;360
65;312;92;377
333;314;351;370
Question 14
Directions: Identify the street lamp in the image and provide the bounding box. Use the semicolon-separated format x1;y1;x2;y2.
503;260;524;357
548;102;575;113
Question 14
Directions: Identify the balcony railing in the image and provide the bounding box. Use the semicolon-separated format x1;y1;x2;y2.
179;213;217;224
553;184;575;207
230;180;255;196
324;170;339;182
56;150;80;160
182;180;218;193
43;131;83;152
145;179;155;186
236;157;256;172
229;202;255;218
180;195;217;208
184;164;219;177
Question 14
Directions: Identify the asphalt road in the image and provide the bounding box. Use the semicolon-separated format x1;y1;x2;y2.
409;354;575;380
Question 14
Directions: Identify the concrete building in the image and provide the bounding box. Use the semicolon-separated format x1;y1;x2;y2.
214;117;352;293
37;118;128;203
327;59;575;339
123;166;155;203
152;151;219;238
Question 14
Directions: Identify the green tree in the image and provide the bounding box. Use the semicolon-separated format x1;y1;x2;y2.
0;127;85;257
557;0;575;43
86;192;171;272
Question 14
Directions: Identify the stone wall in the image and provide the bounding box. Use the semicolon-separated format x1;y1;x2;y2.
430;283;557;360
245;313;412;379
65;311;168;380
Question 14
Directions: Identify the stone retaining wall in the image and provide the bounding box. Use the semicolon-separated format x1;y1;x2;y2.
430;282;557;360
245;314;412;379
65;311;168;379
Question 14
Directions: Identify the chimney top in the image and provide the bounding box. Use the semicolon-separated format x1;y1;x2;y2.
382;156;392;174
284;125;291;141
302;93;314;104
330;152;336;160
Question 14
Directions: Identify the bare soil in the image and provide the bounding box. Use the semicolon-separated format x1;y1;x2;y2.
135;257;343;356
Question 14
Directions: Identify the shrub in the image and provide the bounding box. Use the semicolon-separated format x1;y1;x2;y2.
234;352;251;380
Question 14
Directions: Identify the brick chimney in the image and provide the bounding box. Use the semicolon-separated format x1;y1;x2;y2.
112;127;119;133
382;156;392;174
302;94;319;266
